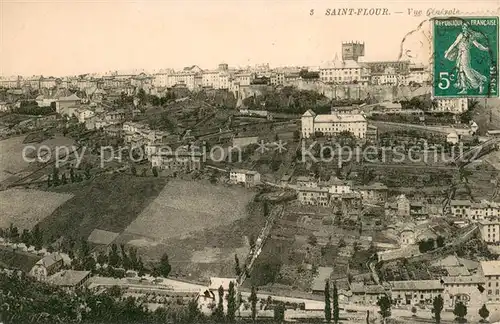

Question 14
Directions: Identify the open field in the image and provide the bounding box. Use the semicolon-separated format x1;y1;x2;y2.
0;135;75;183
117;192;266;280
0;188;73;230
37;173;167;241
124;179;255;241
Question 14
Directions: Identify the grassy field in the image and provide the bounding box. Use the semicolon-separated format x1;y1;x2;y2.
37;173;168;241
0;135;75;183
0;188;73;230
116;184;265;281
124;179;255;241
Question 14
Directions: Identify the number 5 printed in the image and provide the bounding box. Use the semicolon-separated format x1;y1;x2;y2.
438;72;450;90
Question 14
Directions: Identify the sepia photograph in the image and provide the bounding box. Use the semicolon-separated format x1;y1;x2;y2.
0;0;500;323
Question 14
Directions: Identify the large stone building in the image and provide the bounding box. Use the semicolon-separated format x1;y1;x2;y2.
301;109;367;139
319;59;370;85
431;98;468;114
390;280;444;306
480;261;500;302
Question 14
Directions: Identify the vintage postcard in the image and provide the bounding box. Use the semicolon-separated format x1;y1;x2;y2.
2;0;500;323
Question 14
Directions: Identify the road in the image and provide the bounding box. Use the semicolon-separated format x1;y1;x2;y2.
237;204;285;286
371;121;472;135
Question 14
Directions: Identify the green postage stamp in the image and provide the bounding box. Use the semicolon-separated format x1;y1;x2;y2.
433;17;499;98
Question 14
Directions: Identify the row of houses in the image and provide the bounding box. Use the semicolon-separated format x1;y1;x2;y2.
285;175;388;207
448;199;500;245
311;259;500;309
0;243;90;291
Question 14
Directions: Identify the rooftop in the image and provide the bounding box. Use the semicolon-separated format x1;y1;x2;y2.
441;275;484;285
481;261;500;276
314;114;366;124
450;200;472;206
37;253;63;268
58;93;81;101
48;270;91;287
390;280;443;291
444;265;470;277
320;59;362;69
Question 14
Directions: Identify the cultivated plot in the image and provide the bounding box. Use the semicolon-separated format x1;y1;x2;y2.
0;188;73;230
124;180;255;241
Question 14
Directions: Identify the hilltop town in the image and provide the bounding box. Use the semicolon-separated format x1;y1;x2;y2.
2;32;500;324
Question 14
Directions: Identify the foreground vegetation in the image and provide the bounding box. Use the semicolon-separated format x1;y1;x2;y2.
0;271;203;324
0;272;285;324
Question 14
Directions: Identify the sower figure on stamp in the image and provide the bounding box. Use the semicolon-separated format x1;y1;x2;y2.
444;23;489;94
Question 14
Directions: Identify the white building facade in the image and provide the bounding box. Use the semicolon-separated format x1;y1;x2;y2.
301;109;368;139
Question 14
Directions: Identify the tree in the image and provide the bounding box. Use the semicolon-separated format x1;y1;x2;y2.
20;229;31;246
152;167;158;177
108;244;121;267
186;299;202;323
226;281;237;322
52;167;60;187
433;295;444;324
120;244;131;269
249;286;258;321
324;280;332;322
377;295;391;323
129;247;139;270
234;254;241;276
333;282;339;324
249;234;256;252
308;234;318;246
131;165;137;176
157;253;171;277
411;306;417;317
213;285;225;321
137;88;147;104
437;235;445;248
9;224;19;243
453;301;467;322
273;302;285;323
70;168;75;183
47;174;52;187
97;251;107;265
61;173;68;185
84;167;91;180
31;225;43;250
479;304;489;322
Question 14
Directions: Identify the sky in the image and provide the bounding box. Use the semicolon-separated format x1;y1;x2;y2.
0;0;498;76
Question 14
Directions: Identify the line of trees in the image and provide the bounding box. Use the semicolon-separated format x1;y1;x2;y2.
48;167;91;187
211;282;238;323
418;236;445;253
16;100;56;115
324;281;340;323
1;223;44;250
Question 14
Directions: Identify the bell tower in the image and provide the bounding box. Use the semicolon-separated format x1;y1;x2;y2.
342;41;365;62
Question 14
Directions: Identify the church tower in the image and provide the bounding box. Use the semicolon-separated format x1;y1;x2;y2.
342;41;365;62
